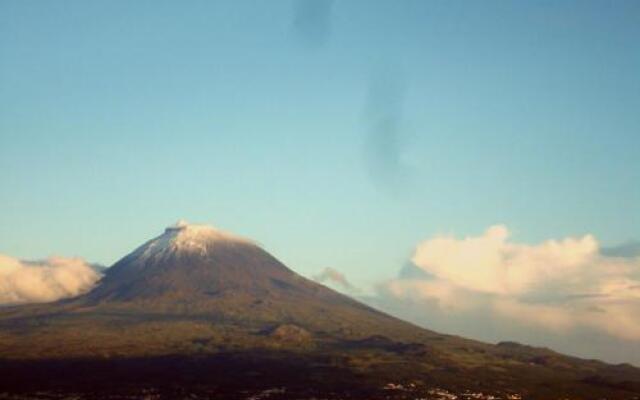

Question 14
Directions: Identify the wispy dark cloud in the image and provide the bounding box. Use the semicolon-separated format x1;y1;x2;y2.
363;71;413;193
602;241;640;258
292;0;333;48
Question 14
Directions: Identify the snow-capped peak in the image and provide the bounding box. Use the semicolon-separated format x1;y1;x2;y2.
132;221;252;261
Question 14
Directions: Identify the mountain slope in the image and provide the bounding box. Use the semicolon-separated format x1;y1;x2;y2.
75;221;431;341
0;221;437;355
0;222;639;399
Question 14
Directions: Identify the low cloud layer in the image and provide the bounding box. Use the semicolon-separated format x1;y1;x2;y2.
0;254;102;305
313;267;358;293
376;225;640;363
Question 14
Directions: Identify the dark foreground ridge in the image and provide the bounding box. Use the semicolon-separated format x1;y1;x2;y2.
1;352;640;400
0;222;639;399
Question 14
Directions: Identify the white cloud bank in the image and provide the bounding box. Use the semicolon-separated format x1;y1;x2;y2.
0;254;102;305
382;225;640;343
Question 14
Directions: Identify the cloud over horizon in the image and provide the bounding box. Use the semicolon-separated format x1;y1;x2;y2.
0;254;102;305
379;225;640;353
313;267;358;293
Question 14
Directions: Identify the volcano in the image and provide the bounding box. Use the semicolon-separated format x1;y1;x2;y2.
62;220;424;341
1;222;639;399
82;221;382;316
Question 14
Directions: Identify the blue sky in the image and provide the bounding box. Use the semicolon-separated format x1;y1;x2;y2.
1;0;639;290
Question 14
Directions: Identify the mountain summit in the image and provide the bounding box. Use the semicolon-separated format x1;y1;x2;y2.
1;222;639;399
131;220;254;261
